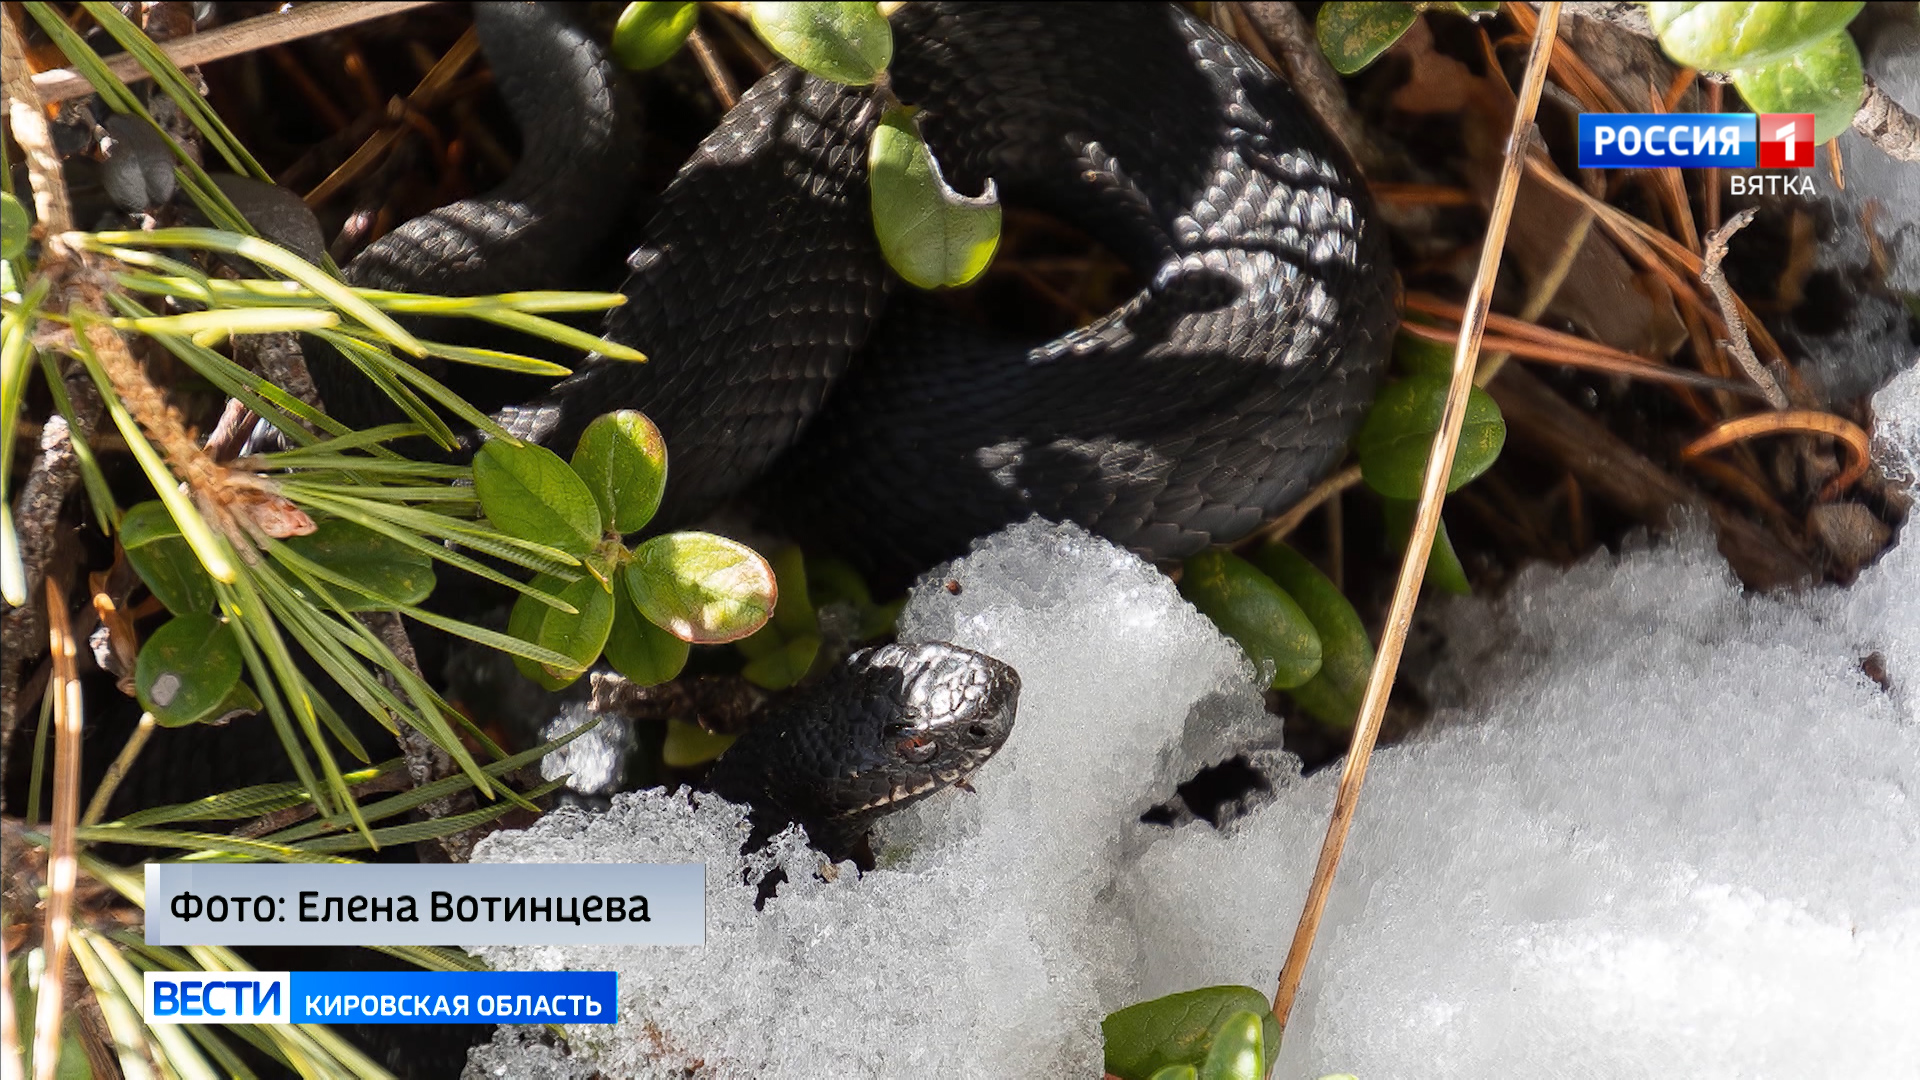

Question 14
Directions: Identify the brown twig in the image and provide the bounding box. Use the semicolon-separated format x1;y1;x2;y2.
303;25;481;208
1;6;98;802
1699;209;1788;409
1853;75;1920;162
1488;365;1813;588
30;1;442;103
1239;465;1364;550
1273;4;1567;1033
685;27;740;112
31;579;83;1080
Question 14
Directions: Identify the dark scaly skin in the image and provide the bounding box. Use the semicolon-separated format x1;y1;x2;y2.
294;2;1393;815
708;643;1020;860
476;2;1397;587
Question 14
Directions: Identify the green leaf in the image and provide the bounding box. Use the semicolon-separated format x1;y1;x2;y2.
1355;376;1506;500
742;632;821;690
1393;326;1456;379
1198;1010;1264;1080
1648;1;1863;70
120;500;216;616
507;573;615;690
662;717;737;768
1252;543;1375;731
767;545;815;636
136;614;244;726
870;107;1002;289
1148;1068;1199;1080
1382;498;1471;595
1103;986;1283;1080
1;192;27;260
747;1;892;85
809;556;899;640
604;588;689;687
473;438;603;554
1731;32;1865;144
626;532;777;644
612;1;700;70
1316;1;1419;75
281;518;435;611
570;410;668;535
1178;550;1321;690
736;546;819;688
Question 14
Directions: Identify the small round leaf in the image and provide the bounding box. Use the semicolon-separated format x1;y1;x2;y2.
571;410;669;535
474;438;603;554
1;192;28;260
871;107;1002;289
747;1;892;86
1731;33;1865;145
1315;1;1419;75
626;532;776;644
612;1;700;71
1252;543;1375;730
136;614;244;726
1102;986;1283;1080
604;588;690;687
1179;550;1321;690
120;501;216;616
507;573;615;690
282;518;435;611
1355;376;1506;500
1648;1;1863;70
1198;1010;1264;1080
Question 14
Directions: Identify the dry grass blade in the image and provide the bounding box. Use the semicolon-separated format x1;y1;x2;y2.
31;578;84;1080
1272;1;1566;1033
30;2;441;104
1683;411;1872;501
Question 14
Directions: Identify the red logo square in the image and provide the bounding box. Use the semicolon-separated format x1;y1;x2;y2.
1758;113;1816;168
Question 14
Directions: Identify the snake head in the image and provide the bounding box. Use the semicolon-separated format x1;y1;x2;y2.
873;641;1021;788
707;640;1021;844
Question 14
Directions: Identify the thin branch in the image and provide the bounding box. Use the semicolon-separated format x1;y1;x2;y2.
1852;75;1919;162
685;27;740;112
80;711;156;828
31;578;83;1080
1239;464;1362;550
1700;209;1788;409
1273;1;1566;1033
31;2;442;104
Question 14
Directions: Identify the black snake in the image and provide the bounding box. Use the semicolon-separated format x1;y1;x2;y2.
287;0;1398;851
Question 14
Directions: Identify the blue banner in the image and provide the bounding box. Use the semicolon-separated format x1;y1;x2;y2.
1578;113;1756;168
289;970;617;1024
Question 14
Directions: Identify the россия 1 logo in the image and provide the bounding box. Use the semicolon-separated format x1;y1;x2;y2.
1578;113;1815;169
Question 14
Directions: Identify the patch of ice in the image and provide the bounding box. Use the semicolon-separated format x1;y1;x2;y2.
468;370;1919;1080
468;518;1279;1078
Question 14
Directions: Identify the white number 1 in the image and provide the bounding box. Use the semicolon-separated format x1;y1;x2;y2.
1777;121;1798;163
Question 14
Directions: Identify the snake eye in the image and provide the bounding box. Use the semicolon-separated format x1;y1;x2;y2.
966;723;991;742
896;734;939;764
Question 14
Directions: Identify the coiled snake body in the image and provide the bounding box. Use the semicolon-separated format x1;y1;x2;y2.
302;0;1393;842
